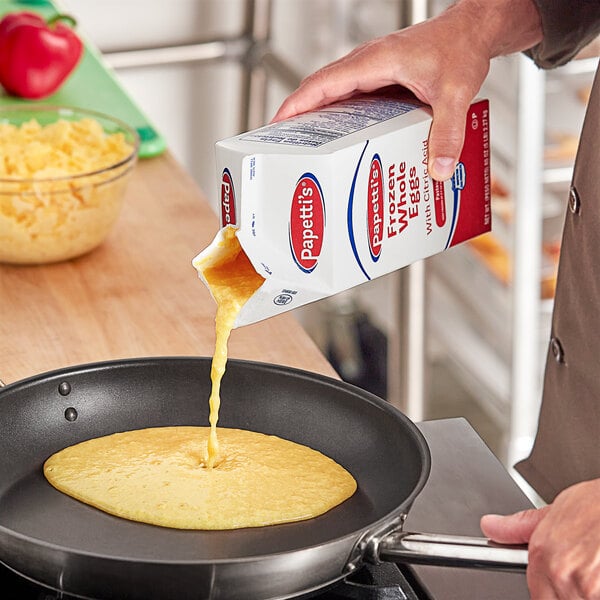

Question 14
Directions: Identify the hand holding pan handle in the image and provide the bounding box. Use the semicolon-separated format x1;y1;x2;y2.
378;531;528;572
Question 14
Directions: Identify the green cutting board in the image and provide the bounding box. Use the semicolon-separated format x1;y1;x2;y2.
0;0;166;158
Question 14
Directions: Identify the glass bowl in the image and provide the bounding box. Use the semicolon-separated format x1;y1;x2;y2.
0;105;139;265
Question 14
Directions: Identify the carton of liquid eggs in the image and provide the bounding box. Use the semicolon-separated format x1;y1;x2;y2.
194;89;491;327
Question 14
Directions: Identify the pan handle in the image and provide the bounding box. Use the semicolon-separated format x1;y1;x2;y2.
378;531;528;572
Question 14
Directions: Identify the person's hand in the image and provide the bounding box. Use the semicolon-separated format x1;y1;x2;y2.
273;8;489;181
481;479;600;599
273;0;542;182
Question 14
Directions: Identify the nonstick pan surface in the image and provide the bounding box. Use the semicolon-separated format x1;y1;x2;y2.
0;357;430;600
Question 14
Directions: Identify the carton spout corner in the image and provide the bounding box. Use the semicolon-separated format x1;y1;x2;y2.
192;225;239;274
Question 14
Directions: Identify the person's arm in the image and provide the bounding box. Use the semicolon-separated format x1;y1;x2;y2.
526;0;600;68
273;0;542;181
481;479;600;599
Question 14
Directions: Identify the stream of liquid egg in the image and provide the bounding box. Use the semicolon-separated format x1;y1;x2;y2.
200;228;265;467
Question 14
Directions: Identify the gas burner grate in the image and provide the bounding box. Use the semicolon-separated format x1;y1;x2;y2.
307;563;425;600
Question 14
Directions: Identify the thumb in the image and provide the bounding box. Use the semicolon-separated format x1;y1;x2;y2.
427;99;469;182
480;506;551;544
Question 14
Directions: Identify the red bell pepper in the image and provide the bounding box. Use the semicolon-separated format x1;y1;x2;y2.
0;11;83;99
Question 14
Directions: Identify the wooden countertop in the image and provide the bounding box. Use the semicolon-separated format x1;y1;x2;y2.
0;153;337;385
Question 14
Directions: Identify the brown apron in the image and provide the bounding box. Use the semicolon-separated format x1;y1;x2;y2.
514;66;600;502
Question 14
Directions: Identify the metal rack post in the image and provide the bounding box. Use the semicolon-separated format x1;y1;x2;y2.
387;0;431;419
507;56;545;465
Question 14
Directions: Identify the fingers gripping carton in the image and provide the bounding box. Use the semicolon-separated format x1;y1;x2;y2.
194;89;491;327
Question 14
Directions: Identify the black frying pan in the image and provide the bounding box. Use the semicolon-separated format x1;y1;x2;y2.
0;357;526;600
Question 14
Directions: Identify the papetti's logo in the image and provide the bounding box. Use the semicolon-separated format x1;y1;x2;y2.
367;154;384;262
220;168;236;226
289;173;325;273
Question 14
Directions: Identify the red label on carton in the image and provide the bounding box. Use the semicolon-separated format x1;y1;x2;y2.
367;154;384;261
446;100;491;247
289;173;325;273
220;168;236;226
433;180;446;227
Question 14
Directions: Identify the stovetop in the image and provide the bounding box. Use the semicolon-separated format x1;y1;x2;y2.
2;561;428;600
0;419;532;600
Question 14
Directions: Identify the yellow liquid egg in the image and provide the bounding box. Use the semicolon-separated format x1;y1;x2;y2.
44;426;357;530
